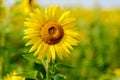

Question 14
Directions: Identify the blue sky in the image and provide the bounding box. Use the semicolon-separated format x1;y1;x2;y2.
3;0;120;9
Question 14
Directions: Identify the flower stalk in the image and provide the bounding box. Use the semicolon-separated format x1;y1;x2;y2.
46;60;50;80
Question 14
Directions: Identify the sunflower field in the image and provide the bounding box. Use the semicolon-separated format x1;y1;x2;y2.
0;0;120;80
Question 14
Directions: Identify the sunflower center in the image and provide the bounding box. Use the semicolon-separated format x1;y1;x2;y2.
41;22;64;45
49;27;56;34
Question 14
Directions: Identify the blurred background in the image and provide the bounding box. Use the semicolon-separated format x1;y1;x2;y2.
0;0;120;80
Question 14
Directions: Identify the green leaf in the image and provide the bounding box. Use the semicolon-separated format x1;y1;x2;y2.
16;71;38;79
7;47;41;64
56;63;74;70
22;53;41;64
53;74;67;80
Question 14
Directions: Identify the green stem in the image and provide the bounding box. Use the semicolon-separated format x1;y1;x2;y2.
0;31;5;79
46;60;49;80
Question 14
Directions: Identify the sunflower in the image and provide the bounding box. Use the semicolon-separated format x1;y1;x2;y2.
22;0;35;14
0;0;2;4
3;71;25;80
24;5;79;61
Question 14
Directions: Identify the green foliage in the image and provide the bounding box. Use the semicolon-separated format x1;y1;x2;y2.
16;71;38;79
22;53;41;64
53;74;66;80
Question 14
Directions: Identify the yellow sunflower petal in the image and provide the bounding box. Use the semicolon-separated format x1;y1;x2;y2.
23;34;39;39
24;29;40;35
64;29;80;38
58;11;71;24
34;8;46;24
60;40;70;54
34;42;44;56
25;18;31;21
55;44;63;60
61;17;76;26
29;12;34;17
45;5;52;20
65;36;79;45
29;40;42;52
24;22;40;29
25;37;40;46
39;43;49;60
62;40;73;51
50;45;56;60
52;6;59;18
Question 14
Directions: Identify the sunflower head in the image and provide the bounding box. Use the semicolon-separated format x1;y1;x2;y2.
3;71;25;80
0;0;2;4
24;5;80;61
22;0;35;14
